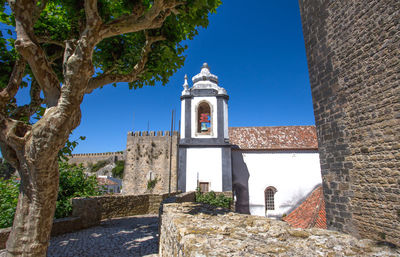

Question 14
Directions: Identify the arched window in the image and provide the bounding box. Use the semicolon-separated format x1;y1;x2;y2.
265;186;277;211
197;102;211;134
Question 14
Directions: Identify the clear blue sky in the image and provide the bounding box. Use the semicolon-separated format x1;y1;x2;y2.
16;1;315;154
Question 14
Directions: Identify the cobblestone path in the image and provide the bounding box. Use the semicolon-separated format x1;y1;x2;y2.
47;215;159;257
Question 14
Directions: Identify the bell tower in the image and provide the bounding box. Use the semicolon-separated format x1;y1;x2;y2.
178;63;232;192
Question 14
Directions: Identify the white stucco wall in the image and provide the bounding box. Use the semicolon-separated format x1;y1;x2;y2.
239;151;322;217
180;99;185;139
186;148;222;192
223;99;228;139
191;97;218;138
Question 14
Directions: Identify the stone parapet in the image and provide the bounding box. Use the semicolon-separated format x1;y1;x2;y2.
72;197;102;228
0;192;178;250
157;191;196;238
72;192;178;220
51;217;82;237
159;202;399;256
171;191;197;203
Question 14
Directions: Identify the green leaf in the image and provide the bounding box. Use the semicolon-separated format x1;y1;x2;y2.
111;160;124;179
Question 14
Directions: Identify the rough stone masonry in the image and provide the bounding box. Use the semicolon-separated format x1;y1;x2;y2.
122;131;179;195
159;202;399;257
299;0;399;245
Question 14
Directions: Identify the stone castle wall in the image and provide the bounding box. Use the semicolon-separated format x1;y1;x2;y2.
67;151;125;167
122;131;179;195
299;0;399;245
159;202;397;256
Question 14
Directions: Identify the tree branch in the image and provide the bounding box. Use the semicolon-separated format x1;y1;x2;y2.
0;58;26;110
48;49;64;64
81;0;181;92
86;33;165;93
84;0;102;30
11;0;61;107
10;80;43;120
60;1;101;86
0;141;19;169
0;112;31;153
6;120;30;147
33;0;48;24
98;0;181;41
62;39;77;76
37;36;65;48
15;38;60;107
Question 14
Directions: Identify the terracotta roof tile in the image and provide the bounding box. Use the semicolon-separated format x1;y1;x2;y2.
283;186;327;229
228;126;318;150
97;177;118;186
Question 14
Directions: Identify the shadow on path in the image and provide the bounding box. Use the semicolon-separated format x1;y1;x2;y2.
47;215;159;257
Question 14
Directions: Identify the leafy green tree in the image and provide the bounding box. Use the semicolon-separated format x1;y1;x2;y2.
0;162;103;226
111;160;124;178
90;160;108;172
56;162;102;218
58;135;86;162
0;0;221;255
0;177;19;228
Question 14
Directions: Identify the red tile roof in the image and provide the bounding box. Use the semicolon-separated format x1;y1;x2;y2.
97;177;118;186
228;126;318;150
283;186;327;229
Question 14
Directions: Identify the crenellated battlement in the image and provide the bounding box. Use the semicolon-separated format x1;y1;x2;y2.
71;151;124;157
127;131;179;137
68;151;125;167
123;130;179;195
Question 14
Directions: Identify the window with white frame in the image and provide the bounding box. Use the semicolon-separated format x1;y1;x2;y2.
265;187;277;211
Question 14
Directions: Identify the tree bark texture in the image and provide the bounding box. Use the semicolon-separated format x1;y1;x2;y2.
6;160;59;256
0;0;180;256
4;100;82;256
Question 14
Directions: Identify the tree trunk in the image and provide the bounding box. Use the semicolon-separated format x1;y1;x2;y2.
2;95;83;256
4;157;59;257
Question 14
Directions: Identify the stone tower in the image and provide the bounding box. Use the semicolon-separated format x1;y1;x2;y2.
123;131;179;195
299;0;399;245
178;63;232;192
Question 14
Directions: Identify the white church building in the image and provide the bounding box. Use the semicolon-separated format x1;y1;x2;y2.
178;63;322;218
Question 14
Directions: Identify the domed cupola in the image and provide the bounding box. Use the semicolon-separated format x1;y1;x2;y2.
192;63;219;87
182;63;227;96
